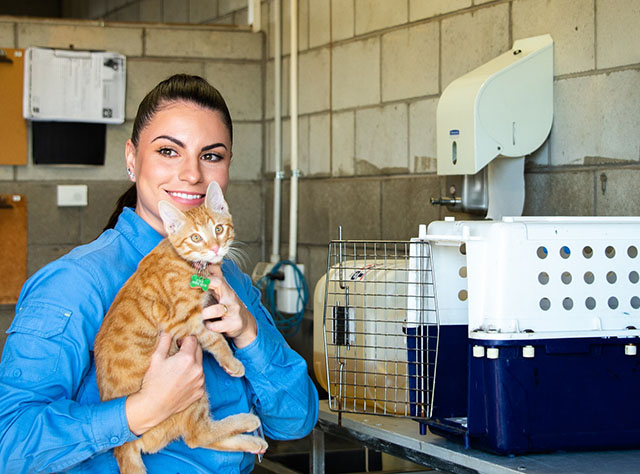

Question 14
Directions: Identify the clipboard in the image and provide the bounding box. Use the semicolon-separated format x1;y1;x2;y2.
0;48;27;166
0;194;27;304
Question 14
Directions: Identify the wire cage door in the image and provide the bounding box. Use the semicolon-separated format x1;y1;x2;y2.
322;239;439;421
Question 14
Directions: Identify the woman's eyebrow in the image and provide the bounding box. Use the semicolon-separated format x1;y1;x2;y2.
152;135;184;147
201;143;228;152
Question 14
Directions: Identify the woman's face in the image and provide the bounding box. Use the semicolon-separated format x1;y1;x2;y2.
125;101;232;236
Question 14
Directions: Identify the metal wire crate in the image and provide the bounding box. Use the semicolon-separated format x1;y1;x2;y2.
321;239;439;421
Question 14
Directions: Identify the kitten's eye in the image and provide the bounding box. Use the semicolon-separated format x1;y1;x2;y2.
191;233;202;242
215;225;223;235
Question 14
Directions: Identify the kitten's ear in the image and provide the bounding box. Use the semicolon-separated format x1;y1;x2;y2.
205;181;229;215
158;201;187;235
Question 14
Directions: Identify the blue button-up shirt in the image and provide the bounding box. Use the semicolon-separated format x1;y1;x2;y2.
0;208;318;473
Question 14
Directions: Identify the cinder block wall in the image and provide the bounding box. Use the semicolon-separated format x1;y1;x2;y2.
258;0;640;293
0;17;264;277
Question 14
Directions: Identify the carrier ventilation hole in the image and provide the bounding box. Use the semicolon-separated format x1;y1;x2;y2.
607;271;617;284
561;272;572;284
608;297;619;309
560;246;571;259
539;298;551;311
538;272;549;285
563;297;574;310
582;246;593;259
459;243;466;255
459;266;467;278
536;246;548;259
631;297;640;310
630;271;639;284
585;297;596;310
584;271;595;284
458;289;468;302
628;246;638;258
605;246;616;258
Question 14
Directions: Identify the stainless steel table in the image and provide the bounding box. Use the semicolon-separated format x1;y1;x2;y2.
311;400;640;474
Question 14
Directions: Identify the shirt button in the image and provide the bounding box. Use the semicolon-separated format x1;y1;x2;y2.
225;380;232;387
13;369;21;377
110;436;119;444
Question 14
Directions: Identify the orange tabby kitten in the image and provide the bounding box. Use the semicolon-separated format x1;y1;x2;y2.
94;181;267;474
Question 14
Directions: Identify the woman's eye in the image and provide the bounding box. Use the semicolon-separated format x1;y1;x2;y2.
159;148;177;157
201;153;223;162
191;233;202;242
215;225;223;234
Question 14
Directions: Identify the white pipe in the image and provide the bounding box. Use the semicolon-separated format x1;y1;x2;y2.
270;0;282;264
288;0;299;263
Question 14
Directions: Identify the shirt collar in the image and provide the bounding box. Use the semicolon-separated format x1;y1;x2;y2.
115;207;164;257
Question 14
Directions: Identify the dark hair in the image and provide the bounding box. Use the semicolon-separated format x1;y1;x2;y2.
104;74;233;231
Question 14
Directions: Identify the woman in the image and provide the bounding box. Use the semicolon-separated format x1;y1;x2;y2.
0;74;318;473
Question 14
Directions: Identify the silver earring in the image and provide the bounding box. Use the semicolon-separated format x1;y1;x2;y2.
127;167;135;180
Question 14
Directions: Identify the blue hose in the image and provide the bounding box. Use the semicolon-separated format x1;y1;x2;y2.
257;260;309;337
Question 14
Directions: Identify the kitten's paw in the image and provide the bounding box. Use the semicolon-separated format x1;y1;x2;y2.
226;412;261;433
223;358;245;377
244;435;268;454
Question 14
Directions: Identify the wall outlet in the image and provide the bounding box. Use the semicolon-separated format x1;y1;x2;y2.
57;184;88;207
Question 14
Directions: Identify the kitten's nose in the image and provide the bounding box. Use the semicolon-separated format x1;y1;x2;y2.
211;245;220;255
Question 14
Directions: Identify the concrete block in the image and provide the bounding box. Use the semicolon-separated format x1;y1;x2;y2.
299;48;330;114
523;170;594;216
409;98;438;173
551;70;640;166
596;168;640;216
513;0;594;75
474;0;496;4
17;23;144;57
381;176;441;240
107;3;141;22
332;37;380;110
354;0;408;35
140;0;163;23
88;0;109;19
309;113;331;176
0;22;15;47
230;122;263;181
355;104;409;175
308;244;331;294
189;0;219;23
204;62;263;121
233;8;249;25
526;139;550;168
26;182;82;245
329;178;382;240
145;28;263;60
331;110;355;176
220;0;247;16
331;0;354;42
163;0;189;23
309;0;330;48
125;59;204;120
211;13;234;24
441;3;509;89
298;179;331;244
409;0;471;21
597;0;640;69
382;22;439;102
225;180;262;243
0;168;13;180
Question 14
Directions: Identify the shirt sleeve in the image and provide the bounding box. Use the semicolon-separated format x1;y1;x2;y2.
229;266;319;440
0;264;137;473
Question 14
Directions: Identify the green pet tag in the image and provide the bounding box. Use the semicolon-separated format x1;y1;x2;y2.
190;274;210;291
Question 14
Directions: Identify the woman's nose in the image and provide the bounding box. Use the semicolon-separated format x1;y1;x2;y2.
178;157;202;184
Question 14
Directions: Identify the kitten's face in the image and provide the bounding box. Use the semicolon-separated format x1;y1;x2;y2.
158;181;234;264
170;207;234;264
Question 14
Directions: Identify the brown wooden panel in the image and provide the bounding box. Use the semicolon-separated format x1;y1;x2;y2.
0;194;27;304
0;48;27;166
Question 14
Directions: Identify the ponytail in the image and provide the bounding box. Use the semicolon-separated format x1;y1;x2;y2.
103;184;137;231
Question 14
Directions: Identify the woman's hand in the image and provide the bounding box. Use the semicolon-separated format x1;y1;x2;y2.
202;266;258;349
125;332;205;436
